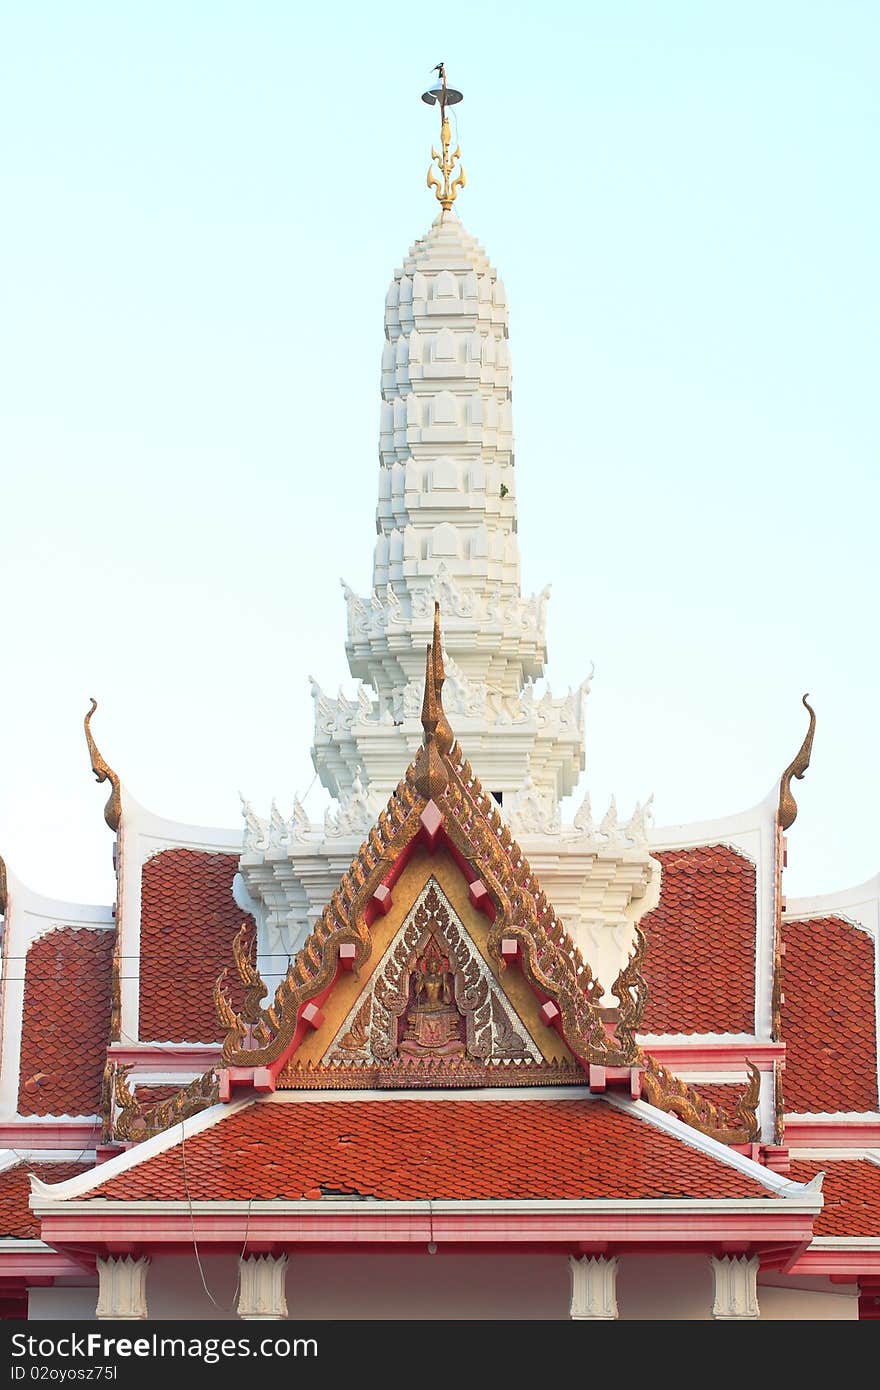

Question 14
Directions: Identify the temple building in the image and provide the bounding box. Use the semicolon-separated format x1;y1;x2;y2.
1;70;878;1322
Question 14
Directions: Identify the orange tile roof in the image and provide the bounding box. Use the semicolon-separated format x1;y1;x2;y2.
782;916;878;1114
18;927;114;1117
641;845;756;1034
0;1161;92;1238
139;850;253;1044
133;1085;181;1106
789;1159;880;1238
685;1081;748;1112
91;1098;773;1202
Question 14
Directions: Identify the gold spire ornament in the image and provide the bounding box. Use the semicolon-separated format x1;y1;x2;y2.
84;698;122;833
778;693;816;831
423;63;466;212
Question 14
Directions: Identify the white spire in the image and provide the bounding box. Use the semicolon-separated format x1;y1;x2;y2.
311;212;588;808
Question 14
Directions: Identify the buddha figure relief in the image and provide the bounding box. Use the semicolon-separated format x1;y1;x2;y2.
398;935;466;1058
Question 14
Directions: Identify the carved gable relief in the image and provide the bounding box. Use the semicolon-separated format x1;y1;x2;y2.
323;879;542;1066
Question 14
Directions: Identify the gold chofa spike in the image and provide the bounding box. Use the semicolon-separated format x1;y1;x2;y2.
421;642;439;738
432;601;454;757
84;698;122;833
414;635;449;800
423;63;466;212
778;693;816;831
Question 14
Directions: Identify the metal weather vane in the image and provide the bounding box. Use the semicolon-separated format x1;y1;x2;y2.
422;62;466;212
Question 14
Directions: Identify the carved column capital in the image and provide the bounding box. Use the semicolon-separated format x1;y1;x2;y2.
711;1255;760;1319
237;1253;289;1321
569;1254;619;1320
96;1255;150;1320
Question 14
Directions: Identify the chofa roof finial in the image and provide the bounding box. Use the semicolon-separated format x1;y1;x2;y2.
84;698;122;833
414;605;451;800
778;693;816;831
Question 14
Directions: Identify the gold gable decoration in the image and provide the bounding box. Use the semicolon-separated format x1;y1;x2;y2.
640;1057;761;1145
109;1062;219;1143
320;878;542;1075
215;604;634;1071
777;693;816;832
214;604;759;1146
83;699;122;833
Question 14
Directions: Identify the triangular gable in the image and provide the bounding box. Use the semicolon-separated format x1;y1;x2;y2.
206;604;760;1146
308;874;553;1079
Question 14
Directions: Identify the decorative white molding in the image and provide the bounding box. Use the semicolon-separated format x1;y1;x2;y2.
96;1254;149;1320
237;1253;288;1320
569;1255;618;1320
710;1255;760;1319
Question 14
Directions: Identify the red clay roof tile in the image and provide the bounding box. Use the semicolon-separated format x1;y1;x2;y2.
641;845;756;1034
782;917;878;1113
789;1158;880;1237
92;1098;774;1202
0;1161;92;1238
18;927;114;1117
138;850;252;1044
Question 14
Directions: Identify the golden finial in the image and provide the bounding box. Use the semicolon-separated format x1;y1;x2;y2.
420;641;439;738
778;693;816;831
423;63;466;212
84;698;122;833
414;633;449;801
432;601;454;756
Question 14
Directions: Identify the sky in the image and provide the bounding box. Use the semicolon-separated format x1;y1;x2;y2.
1;2;877;907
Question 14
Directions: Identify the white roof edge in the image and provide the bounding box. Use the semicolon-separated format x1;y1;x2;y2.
122;790;242;854
638;1032;765;1045
785;1110;880;1122
28;1098;251;1203
0;863;114;923
649;782;777;852
786;872;880;929
603;1093;821;1201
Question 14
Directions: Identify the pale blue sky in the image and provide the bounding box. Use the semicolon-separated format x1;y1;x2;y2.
1;2;877;903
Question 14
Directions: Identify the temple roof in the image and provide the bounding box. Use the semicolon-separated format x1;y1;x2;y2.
34;1091;801;1208
0;1160;90;1239
782;915;879;1115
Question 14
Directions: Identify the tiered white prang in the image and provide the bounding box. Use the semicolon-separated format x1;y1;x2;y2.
312;210;587;813
239;211;657;994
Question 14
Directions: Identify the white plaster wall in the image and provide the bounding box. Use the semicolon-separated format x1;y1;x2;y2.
22;1253;859;1321
29;1285;98;1320
757;1274;859;1320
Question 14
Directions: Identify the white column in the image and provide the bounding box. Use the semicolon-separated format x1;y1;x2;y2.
96;1255;150;1320
237;1253;288;1321
569;1255;619;1320
711;1255;760;1319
